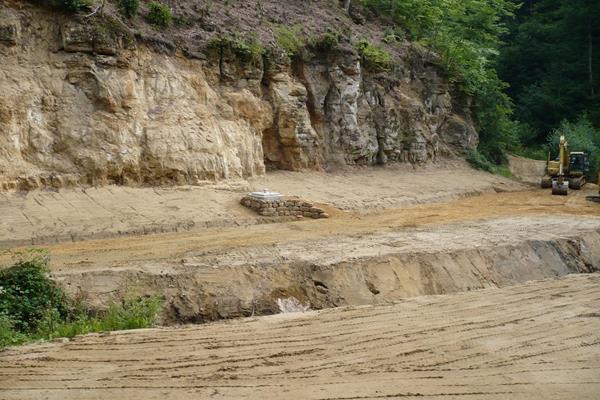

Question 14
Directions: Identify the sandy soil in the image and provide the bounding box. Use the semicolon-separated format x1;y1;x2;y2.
2;165;600;398
0;163;524;247
507;154;547;184
2;183;600;323
7;186;597;272
1;273;599;400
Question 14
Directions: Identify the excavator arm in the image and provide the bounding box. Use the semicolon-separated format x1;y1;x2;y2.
552;136;569;195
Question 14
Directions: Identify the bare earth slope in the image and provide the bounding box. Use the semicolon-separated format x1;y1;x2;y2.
2;274;599;400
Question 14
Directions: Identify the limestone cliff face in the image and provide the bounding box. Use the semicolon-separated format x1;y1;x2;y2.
0;5;477;190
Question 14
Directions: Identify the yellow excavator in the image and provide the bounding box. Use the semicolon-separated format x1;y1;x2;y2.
540;135;589;195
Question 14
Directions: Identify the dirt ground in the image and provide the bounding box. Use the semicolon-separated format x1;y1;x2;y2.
0;162;523;247
1;273;599;400
5;185;598;272
2;164;600;399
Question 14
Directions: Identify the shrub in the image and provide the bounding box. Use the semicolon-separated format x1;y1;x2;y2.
0;251;163;349
62;0;89;11
148;1;172;28
466;149;495;173
276;25;305;59
0;250;68;333
356;39;393;72
309;29;341;53
513;146;548;161
118;0;139;18
382;26;404;44
0;313;27;348
208;33;264;66
100;297;164;331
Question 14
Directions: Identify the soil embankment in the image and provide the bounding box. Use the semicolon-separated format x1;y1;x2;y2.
2;274;599;400
2;180;599;323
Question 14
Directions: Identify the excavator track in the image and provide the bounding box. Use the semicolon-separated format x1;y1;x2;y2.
569;176;586;190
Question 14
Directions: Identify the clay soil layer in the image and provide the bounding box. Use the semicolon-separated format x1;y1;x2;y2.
1;273;599;400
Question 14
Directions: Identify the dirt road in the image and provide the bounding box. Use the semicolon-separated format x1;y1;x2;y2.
0;163;523;247
2;273;599;400
3;186;599;270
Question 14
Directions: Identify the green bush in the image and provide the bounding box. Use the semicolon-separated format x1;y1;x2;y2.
466;149;495;173
35;296;163;339
356;39;393;72
309;30;341;53
208;33;264;66
276;25;305;59
0;250;68;333
148;1;172;28
0;314;27;348
513;146;548;161
0;251;163;349
382;26;405;44
118;0;139;18
62;0;90;11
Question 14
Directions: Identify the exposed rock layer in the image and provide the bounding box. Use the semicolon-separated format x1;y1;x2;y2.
0;4;477;190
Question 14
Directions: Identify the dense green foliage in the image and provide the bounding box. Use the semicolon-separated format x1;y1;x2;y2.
276;25;306;59
208;33;264;66
309;30;342;54
62;0;89;11
546;116;600;178
118;0;139;18
356;39;393;72
466;149;512;177
30;0;90;11
148;1;172;28
362;0;519;165
0;251;163;349
0;251;67;333
499;0;600;146
466;149;495;172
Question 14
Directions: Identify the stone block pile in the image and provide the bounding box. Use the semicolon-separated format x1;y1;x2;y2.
240;196;329;219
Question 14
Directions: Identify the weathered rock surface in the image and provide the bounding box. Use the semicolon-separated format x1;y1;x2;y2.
0;4;478;190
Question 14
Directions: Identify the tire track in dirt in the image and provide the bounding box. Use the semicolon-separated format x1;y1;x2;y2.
1;274;599;400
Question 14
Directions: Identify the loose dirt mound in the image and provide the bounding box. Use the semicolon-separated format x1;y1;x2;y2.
2;274;599;400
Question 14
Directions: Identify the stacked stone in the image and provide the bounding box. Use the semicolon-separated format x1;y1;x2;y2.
240;196;329;219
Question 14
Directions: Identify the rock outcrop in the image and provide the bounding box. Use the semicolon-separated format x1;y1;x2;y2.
0;3;478;190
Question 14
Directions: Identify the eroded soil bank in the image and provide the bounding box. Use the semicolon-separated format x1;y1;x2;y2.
51;216;600;323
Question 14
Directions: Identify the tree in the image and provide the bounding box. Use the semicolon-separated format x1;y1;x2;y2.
362;0;519;163
343;0;351;13
498;0;600;144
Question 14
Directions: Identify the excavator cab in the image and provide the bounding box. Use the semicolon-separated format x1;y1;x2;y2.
569;152;589;172
568;152;589;189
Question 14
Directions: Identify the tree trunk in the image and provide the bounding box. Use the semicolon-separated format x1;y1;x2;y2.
589;17;594;96
343;0;351;13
